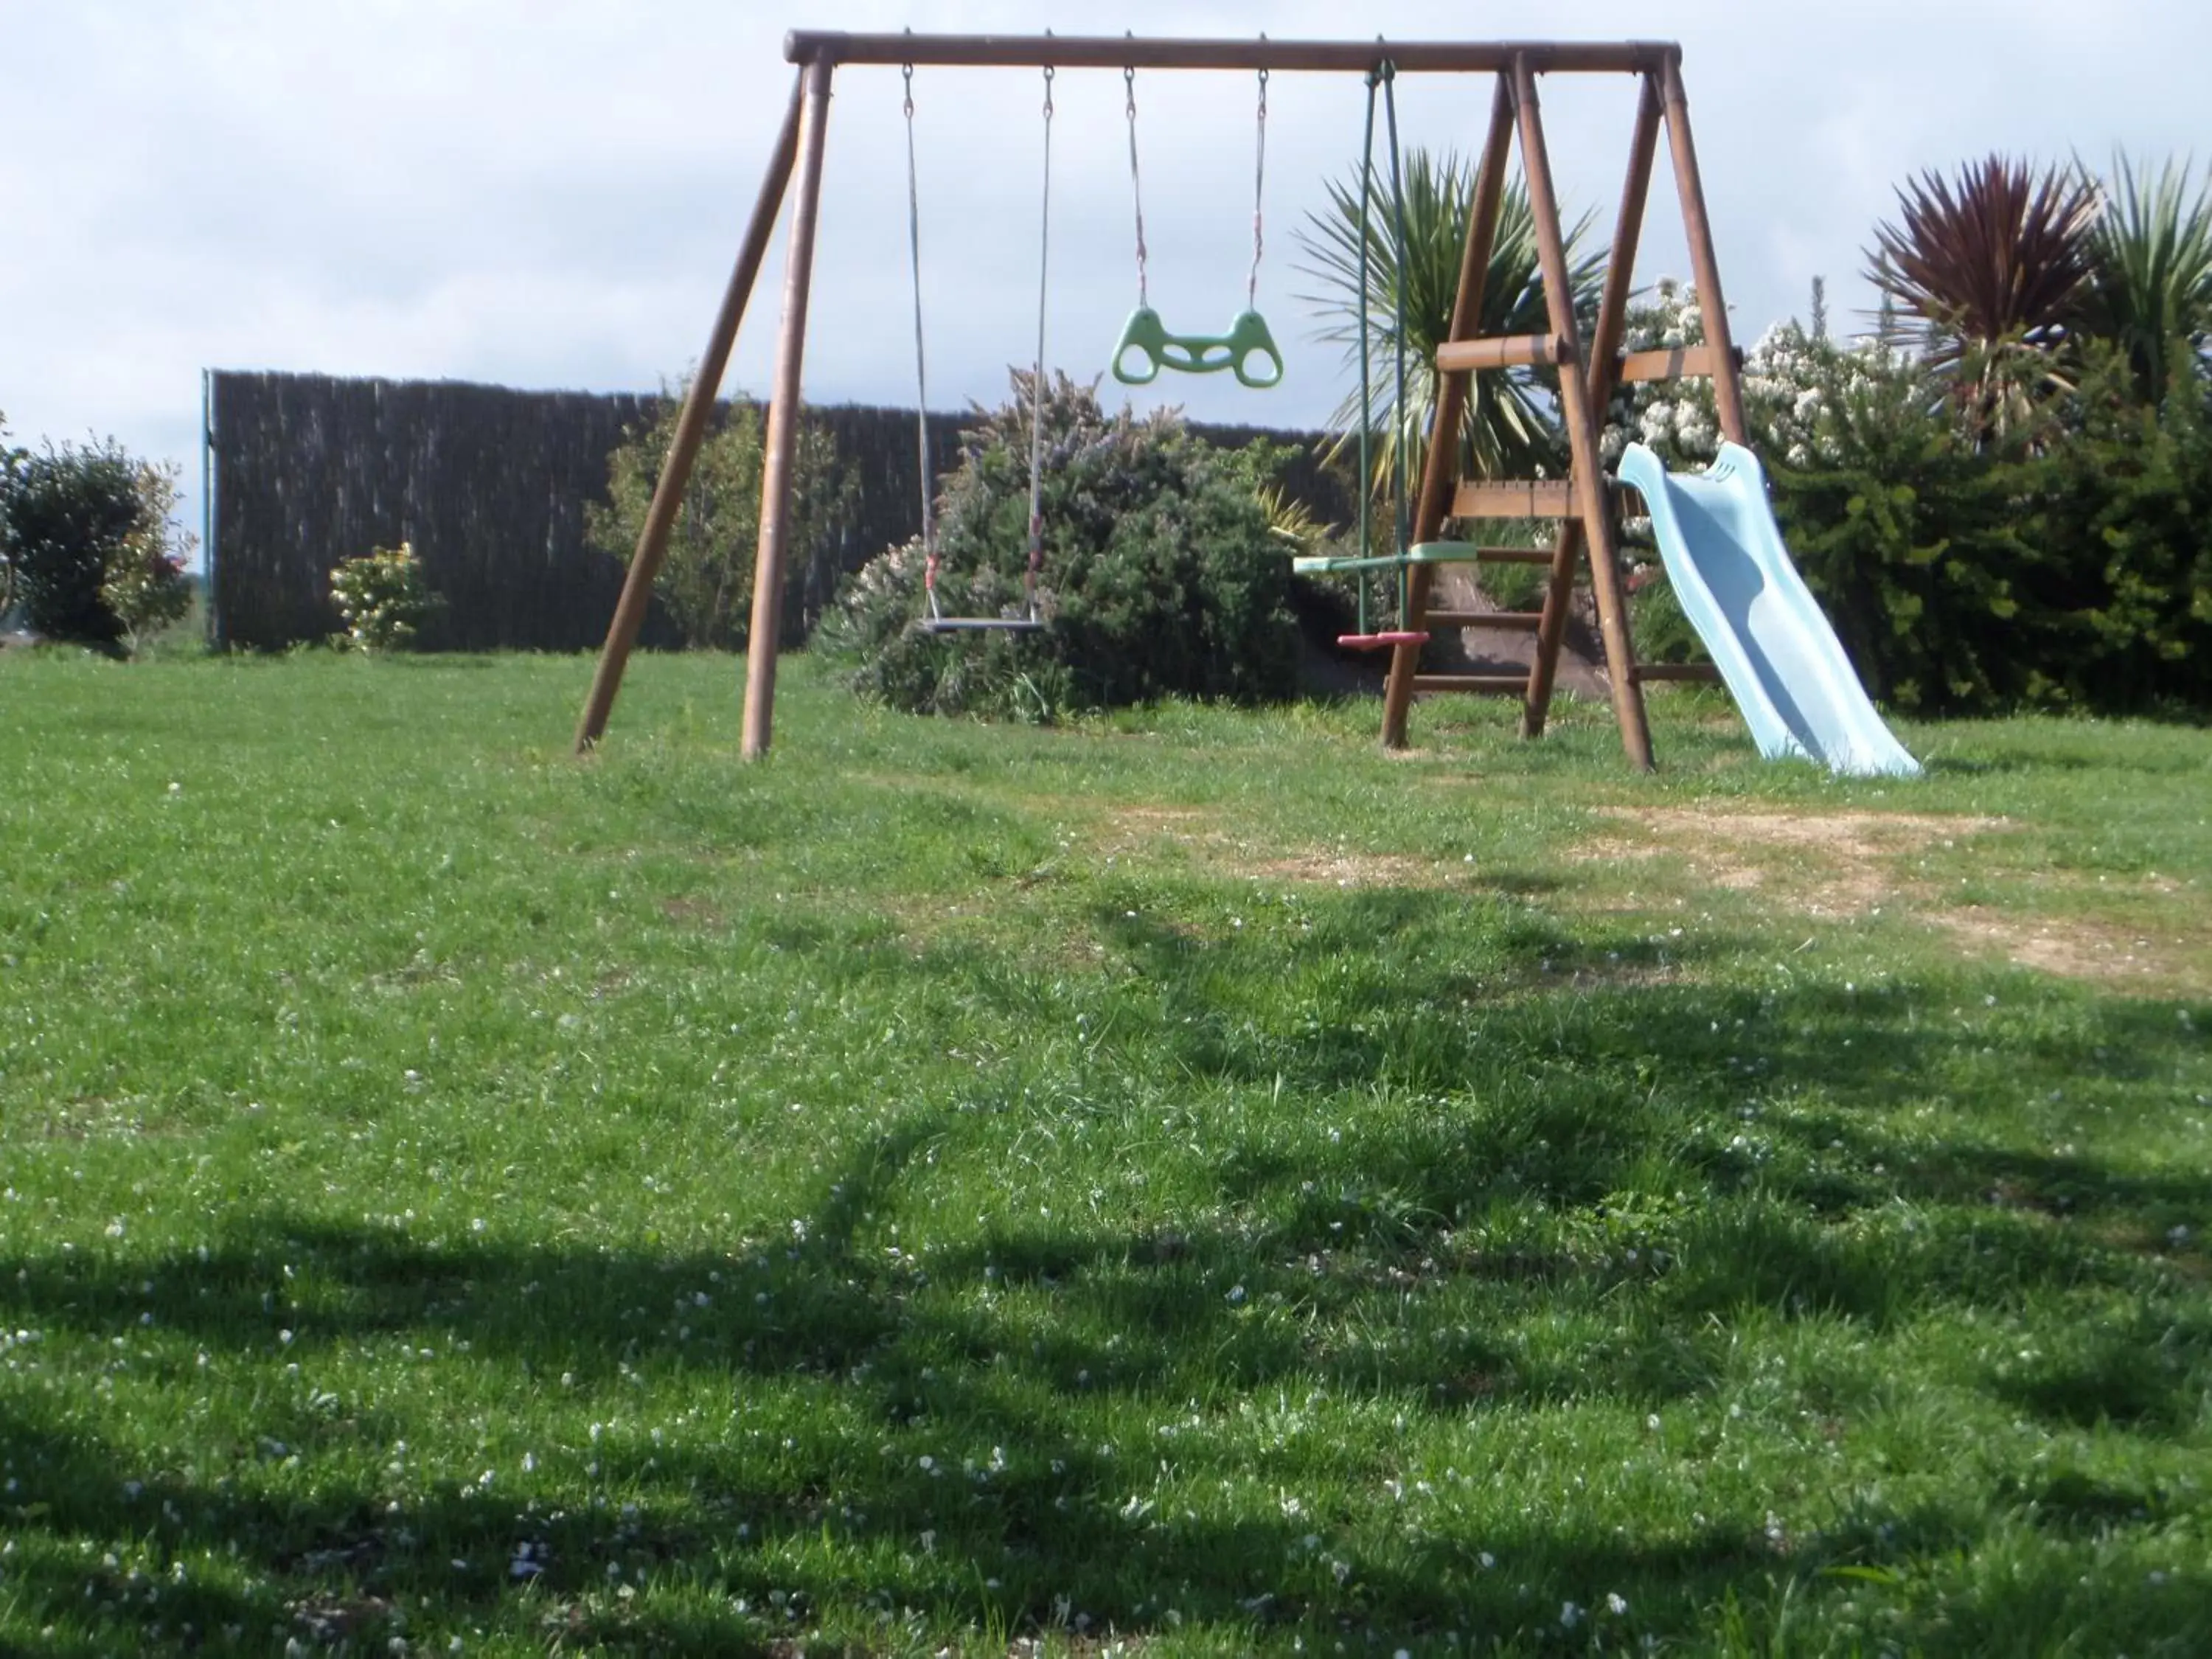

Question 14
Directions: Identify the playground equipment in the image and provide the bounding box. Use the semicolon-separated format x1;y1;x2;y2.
1109;65;1285;388
571;33;1762;765
1621;442;1920;776
905;60;1049;634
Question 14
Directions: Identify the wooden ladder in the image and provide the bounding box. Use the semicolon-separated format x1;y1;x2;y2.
1377;53;1749;769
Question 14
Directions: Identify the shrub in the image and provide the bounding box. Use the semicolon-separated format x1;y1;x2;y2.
0;438;192;653
101;461;195;654
2018;347;2212;712
816;374;1300;720
585;383;854;651
330;541;440;652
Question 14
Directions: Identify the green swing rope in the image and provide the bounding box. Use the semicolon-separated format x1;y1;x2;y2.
1381;64;1412;630
1352;61;1411;639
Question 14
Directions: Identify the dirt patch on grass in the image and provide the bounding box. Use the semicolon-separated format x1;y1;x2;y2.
659;894;724;928
1098;804;1461;891
1249;849;1446;888
1577;805;2204;990
1933;907;2193;987
1576;807;2007;916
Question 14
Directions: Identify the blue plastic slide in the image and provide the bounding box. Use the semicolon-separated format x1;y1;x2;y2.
1618;440;1921;778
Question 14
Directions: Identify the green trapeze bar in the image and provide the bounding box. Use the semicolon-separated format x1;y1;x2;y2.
1290;542;1493;574
1111;307;1284;389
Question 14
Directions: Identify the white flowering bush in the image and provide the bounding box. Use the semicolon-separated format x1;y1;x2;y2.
1602;279;1915;472
330;540;441;652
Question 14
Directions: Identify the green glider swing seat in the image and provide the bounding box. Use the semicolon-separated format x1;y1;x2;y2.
1287;60;1428;651
1109;62;1284;391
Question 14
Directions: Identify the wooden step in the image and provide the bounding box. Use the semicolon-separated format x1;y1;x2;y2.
1436;333;1573;372
1411;673;1532;695
1452;480;1574;519
1630;662;1723;684
1615;344;1744;384
1422;609;1545;630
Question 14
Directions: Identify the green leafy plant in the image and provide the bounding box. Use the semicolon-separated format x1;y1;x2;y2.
99;460;195;655
817;373;1299;720
1865;155;2099;439
1293;151;1603;500
0;437;188;653
2016;342;2212;711
330;541;441;653
585;381;854;651
2078;150;2212;406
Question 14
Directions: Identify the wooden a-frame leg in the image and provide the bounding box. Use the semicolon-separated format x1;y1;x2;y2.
1512;57;1652;771
1660;50;1750;447
574;69;807;754
1524;71;1663;741
1382;74;1517;751
740;56;836;761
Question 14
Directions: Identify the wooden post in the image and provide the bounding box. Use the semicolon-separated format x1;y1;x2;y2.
1523;69;1662;740
574;70;807;754
739;56;835;761
1660;50;1748;445
1380;73;1517;751
1512;57;1652;770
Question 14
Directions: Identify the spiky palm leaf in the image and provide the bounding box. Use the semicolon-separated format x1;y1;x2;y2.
1293;150;1603;512
2079;150;2212;403
1865;154;2099;437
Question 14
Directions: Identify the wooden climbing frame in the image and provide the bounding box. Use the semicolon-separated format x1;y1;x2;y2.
572;32;1753;767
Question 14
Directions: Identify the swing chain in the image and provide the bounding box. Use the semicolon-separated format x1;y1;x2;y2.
1249;63;1267;310
1123;63;1147;307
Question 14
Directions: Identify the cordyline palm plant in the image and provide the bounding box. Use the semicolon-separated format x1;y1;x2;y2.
2079;150;2212;404
1293;149;1602;512
1864;154;2100;441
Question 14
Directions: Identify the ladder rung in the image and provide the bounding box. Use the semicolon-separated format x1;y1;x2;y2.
1453;480;1575;519
1436;333;1573;372
1411;673;1531;695
1632;662;1724;684
1422;609;1545;630
1615;344;1744;384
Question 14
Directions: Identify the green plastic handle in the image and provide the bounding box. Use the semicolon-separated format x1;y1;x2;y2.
1110;307;1284;389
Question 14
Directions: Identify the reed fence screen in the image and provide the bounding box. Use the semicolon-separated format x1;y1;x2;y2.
205;371;1344;651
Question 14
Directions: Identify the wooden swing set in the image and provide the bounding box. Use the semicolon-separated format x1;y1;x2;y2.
574;31;1753;770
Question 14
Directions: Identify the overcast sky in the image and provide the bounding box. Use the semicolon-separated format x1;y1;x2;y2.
3;1;2203;565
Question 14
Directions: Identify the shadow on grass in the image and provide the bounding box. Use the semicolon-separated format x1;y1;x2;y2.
4;925;2210;1652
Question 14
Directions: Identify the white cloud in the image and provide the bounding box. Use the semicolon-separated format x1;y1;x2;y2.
2;0;2202;563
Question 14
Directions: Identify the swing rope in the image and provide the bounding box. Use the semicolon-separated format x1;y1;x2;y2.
902;55;1051;633
1124;63;1149;310
901;60;940;616
1026;66;1053;619
1381;63;1411;622
1338;60;1425;652
1248;64;1267;312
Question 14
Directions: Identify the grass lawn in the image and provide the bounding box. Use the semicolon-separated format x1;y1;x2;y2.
1;650;2208;1656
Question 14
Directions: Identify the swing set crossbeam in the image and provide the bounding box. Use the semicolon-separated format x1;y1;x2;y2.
785;33;1672;74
